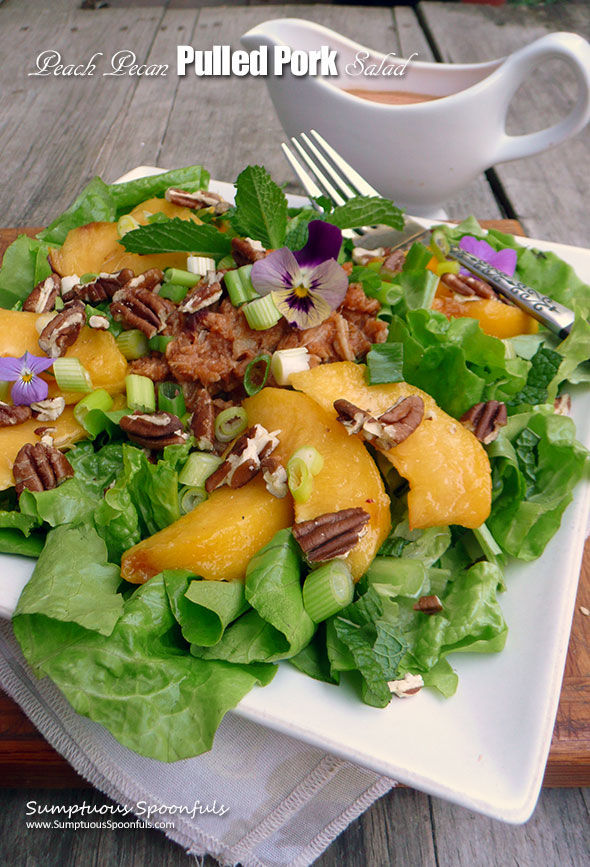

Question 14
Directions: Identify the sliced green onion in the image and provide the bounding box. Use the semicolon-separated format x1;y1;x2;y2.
224;265;258;306
80;272;99;284
73;389;113;426
125;374;155;412
116;329;149;360
55;297;65;311
430;228;449;261
270;347;310;386
289;445;324;476
244;294;281;331
148;334;175;353
164;268;200;288
214;406;248;442
117;214;140;237
0;381;10;402
217;254;235;270
159;283;189;303
187;255;216;276
178;452;222;487
435;260;460;277
158;381;186;416
287;456;314;504
302;560;354;623
179;485;208;514
366;260;382;272
147;211;169;224
244;353;271;396
53;358;92;393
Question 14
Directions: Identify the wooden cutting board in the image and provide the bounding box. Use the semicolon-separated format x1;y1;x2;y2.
0;222;588;788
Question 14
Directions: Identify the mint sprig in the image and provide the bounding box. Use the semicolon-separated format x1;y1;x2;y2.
120;218;231;259
325;196;404;232
232;165;288;248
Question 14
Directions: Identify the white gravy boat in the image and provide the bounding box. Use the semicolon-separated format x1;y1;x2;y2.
241;19;590;217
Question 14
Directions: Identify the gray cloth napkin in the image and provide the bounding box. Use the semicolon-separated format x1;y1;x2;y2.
0;621;395;867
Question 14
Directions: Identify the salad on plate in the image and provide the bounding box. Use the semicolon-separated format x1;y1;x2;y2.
0;164;588;762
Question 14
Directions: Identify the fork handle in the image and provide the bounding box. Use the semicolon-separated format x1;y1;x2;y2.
447;244;576;339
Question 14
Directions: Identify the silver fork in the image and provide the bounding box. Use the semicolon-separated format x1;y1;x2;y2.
281;130;576;338
281;129;428;245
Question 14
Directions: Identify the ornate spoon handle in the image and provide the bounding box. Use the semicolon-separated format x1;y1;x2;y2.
447;244;575;339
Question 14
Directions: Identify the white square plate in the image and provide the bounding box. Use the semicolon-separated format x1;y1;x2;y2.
1;167;589;823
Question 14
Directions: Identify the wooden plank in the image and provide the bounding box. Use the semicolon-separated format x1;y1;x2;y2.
393;7;503;222
418;2;590;247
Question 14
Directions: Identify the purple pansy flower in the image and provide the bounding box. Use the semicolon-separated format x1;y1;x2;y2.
0;351;54;405
250;221;348;329
459;236;517;278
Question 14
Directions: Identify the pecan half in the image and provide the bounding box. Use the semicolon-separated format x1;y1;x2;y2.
62;269;134;304
190;388;216;452
23;273;61;313
231;237;266;266
0;404;32;427
38;300;86;358
31;397;66;422
13;442;74;495
179;281;223;314
388;673;424;698
124;269;164;294
334;396;423;450
292;507;370;562
111;282;171;339
460;400;507;444
165;188;231;214
205;424;280;492
119;411;187;450
441;271;497;300
413;594;443;615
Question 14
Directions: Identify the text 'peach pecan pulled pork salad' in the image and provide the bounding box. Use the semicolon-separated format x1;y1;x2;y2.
0;164;588;760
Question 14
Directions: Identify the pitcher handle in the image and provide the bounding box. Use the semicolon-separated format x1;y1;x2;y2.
492;32;590;164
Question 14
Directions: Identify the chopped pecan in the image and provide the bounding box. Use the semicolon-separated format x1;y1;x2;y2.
261;455;288;498
111;282;172;339
124;269;164;294
382;249;406;274
88;314;110;330
554;393;571;416
23;273;61;313
119;411;187;450
38;300;86;358
388;673;424;698
460;400;507;444
0;404;32;427
351;245;385;266
31;397;66;422
231;237;266;267
190;388;216;451
441;271;497;300
292;507;370;562
13;442;74;495
179;281;223;314
413;595;443;615
62;269;134;304
205;424;280;492
165;188;231;214
334;396;423;450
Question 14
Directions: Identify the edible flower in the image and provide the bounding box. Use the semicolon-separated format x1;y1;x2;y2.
250;221;348;329
459;236;517;277
0;351;54;405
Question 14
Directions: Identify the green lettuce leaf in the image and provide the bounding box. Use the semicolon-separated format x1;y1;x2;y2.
232;165;288;248
506;345;562;411
37;177;116;246
365;343;404;385
164;570;249;646
14;524;122;636
108;165;210;214
0;234;54;308
13;573;275;761
0;529;44;557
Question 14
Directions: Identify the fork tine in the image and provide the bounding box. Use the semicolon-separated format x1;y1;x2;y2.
291;137;347;206
280;143;323;209
299;132;357;201
310;130;381;197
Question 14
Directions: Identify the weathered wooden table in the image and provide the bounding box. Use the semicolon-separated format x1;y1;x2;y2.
1;2;590;865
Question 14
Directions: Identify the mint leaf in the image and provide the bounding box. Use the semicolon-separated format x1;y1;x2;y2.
232;165;288;248
366;343;404;384
507;346;562;410
350;265;382;295
325;196;404;231
120;218;231;259
285;209;318;251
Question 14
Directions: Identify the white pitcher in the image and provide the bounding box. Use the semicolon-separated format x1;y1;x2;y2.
241;19;590;216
